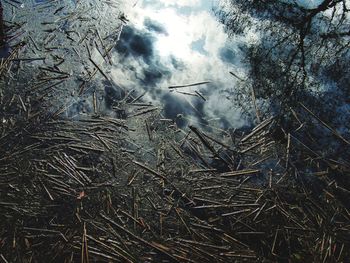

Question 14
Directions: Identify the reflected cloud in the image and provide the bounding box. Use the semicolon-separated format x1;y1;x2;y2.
114;0;252;129
144;18;168;35
116;26;155;64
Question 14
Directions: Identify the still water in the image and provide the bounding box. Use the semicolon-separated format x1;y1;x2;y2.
2;0;256;129
113;0;253;129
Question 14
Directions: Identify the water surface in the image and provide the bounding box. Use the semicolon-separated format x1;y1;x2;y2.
113;0;254;129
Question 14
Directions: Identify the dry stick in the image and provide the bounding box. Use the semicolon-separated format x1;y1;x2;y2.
251;86;261;123
300;102;350;145
290;134;321;158
185;140;210;167
193;204;259;209
129;102;153;107
240;141;265;154
168;81;210;89
78;30;89;45
0;254;8;263
34;79;67;96
100;213;180;262
94;133;111;150
221;208;251;217
132;161;165;180
220;169;260;177
145;120;152;141
337;243;344;261
86;235;135;263
271;227;279;255
0;45;21;75
286;133;291;169
176;242;217;262
39;66;70;75
28;35;40;51
40;179;54;201
49;162;85;187
202;132;231;149
190;169;218;175
22;227;68;242
175;90;199;97
229;71;245;81
132;187;137;231
222;253;256;259
132;161;194;205
129;107;159;117
127;171;139;186
62;153;92;183
290;107;302;125
176;238;230;251
93;91;97;114
102;42;116;60
174;208;192;236
73;47;81;59
241;117;274;143
190;222;224;235
81;223;89;263
96;28;111;64
122;89;136;103
159;213;163;237
78;67;99;95
189;126;216;154
193;196;225;205
195;90;206;101
11;57;45;61
82;249;117;261
118;210;144;229
18;95;26;112
89;58;110;83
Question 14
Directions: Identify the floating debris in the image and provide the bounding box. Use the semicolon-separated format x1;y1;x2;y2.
168;81;211;89
0;0;349;262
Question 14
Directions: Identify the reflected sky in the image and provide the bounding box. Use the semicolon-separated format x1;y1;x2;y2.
112;0;255;129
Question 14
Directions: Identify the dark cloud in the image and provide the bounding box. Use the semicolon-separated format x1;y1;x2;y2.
162;93;209;128
144;18;168;35
115;25;199;125
142;65;171;87
112;22;243;130
102;81;128;118
115;26;155;64
219;46;236;64
142;69;163;87
162;94;186;118
170;55;186;70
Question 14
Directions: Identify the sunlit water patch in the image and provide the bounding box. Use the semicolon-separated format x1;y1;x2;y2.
112;0;254;129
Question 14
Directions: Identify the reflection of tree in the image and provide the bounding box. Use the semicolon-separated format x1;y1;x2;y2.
216;0;350;120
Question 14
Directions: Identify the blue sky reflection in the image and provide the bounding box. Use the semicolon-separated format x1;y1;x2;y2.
112;0;255;129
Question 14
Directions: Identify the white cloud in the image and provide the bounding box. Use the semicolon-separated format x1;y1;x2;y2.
158;0;200;7
114;0;254;128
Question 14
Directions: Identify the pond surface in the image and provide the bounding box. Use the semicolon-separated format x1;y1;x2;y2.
2;0;256;130
113;0;254;129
